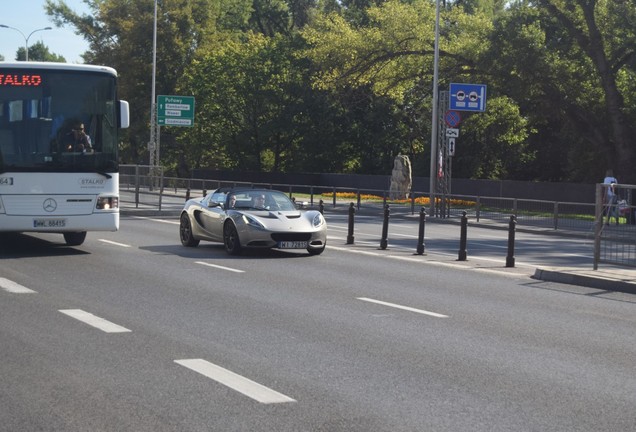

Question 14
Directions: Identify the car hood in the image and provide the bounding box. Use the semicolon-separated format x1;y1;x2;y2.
231;209;321;229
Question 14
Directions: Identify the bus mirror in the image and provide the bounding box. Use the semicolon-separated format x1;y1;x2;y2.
119;100;130;129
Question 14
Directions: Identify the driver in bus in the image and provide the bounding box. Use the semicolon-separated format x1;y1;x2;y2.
64;121;93;153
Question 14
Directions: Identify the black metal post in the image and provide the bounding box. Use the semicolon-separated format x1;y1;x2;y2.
380;204;390;250
319;199;324;215
347;202;355;244
506;215;516;267
185;188;190;201
458;211;468;261
416;207;426;255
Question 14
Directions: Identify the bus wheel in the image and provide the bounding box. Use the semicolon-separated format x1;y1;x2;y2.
64;231;87;246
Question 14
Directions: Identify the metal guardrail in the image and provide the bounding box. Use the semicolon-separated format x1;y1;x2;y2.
119;165;636;269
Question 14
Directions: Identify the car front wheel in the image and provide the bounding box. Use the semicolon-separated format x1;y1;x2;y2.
223;222;242;255
180;213;200;247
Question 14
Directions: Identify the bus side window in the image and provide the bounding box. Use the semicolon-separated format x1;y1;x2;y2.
0;130;17;163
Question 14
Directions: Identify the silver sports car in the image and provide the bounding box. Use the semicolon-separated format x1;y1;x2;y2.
179;187;327;255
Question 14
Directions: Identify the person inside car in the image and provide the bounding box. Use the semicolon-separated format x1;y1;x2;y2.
252;193;268;209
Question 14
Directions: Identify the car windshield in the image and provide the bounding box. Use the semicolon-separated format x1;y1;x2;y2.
230;190;296;211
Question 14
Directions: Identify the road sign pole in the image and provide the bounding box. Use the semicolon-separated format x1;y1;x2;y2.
149;0;158;168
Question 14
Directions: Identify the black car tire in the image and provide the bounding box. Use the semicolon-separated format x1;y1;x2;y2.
63;231;87;246
180;213;200;247
224;222;242;255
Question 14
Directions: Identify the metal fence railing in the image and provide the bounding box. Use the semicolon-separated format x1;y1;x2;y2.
118;165;636;270
593;184;636;269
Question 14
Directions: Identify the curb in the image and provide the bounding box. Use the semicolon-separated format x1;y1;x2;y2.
533;268;636;294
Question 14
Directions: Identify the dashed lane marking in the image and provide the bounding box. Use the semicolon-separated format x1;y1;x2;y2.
175;359;296;404
59;309;131;333
195;261;245;273
98;239;132;248
132;216;179;225
0;278;36;294
357;297;449;318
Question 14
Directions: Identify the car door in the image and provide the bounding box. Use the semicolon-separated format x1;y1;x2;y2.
199;196;226;241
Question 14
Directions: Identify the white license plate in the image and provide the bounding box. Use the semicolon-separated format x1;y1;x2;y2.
278;241;308;249
33;219;66;228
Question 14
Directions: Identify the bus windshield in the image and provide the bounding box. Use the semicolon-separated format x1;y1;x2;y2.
0;67;119;174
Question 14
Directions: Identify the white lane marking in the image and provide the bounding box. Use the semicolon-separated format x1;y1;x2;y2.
357;297;449;318
175;359;296;404
98;239;132;248
59;309;131;333
195;261;245;273
132;216;179;225
0;278;36;294
327;245;535;276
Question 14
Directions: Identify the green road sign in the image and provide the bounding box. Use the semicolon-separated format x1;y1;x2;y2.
157;95;195;126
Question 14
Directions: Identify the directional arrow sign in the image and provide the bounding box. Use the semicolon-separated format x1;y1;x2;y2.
448;138;456;156
157;95;195;127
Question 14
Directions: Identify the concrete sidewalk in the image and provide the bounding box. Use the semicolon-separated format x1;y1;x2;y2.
533;266;636;294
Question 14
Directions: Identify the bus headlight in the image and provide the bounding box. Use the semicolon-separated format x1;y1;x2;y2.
96;196;119;210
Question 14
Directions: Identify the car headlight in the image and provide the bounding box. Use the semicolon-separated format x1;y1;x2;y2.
312;212;325;228
241;214;265;228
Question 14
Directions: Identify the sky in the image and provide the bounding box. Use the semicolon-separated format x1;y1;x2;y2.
0;0;90;63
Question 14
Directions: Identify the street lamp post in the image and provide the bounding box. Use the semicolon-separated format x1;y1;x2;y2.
0;25;52;61
428;0;441;217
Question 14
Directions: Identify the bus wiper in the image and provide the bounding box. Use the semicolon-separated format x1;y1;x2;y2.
97;172;112;179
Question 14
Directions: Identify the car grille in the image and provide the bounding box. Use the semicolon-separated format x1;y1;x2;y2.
271;233;312;241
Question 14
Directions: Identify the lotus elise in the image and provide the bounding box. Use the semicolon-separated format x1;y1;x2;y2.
179;188;327;255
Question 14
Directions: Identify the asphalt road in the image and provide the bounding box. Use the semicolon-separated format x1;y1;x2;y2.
1;214;635;431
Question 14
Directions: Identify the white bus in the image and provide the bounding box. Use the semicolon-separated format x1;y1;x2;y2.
0;62;129;245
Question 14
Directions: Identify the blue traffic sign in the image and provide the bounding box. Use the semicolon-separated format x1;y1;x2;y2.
449;83;487;112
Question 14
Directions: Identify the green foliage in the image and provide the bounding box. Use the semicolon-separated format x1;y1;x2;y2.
484;0;636;182
44;0;636;184
46;0;234;165
453;96;533;179
15;41;66;62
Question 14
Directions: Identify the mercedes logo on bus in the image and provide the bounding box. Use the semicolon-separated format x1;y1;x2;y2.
43;198;58;212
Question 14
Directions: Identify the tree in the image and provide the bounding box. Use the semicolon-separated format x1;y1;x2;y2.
45;0;236;165
16;41;66;62
537;0;636;183
301;0;534;177
453;96;532;179
177;34;310;172
484;0;636;182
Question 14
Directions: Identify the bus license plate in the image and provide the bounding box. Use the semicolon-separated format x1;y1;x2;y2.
278;241;308;249
33;219;66;228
